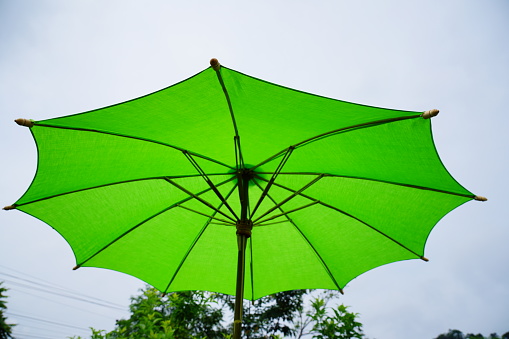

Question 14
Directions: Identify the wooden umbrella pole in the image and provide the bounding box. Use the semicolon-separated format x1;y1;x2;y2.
233;169;253;339
233;233;248;339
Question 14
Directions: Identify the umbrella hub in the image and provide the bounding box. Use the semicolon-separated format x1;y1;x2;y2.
237;167;254;224
239;167;254;181
236;219;253;238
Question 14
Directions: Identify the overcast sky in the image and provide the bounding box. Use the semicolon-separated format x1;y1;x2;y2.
1;1;507;338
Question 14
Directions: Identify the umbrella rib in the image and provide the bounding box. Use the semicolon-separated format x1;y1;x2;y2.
313;200;426;260
11;174;233;208
34;123;235;170
251;114;421;170
250;147;295;218
73;178;235;269
254;201;320;225
256;172;477;199
164;177;237;222
176;204;236;225
253;220;291;227
251;179;344;292
213;66;245;168
163;183;239;293
182;151;239;220
252;174;324;223
257;177;427;260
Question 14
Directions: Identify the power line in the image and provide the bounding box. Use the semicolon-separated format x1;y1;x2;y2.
0;264;127;308
9;286;128;318
6;311;91;331
1;276;127;311
12;333;61;339
11;322;89;338
0;274;127;311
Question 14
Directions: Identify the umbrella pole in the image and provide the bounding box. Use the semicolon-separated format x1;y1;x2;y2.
233;170;253;339
233;232;248;339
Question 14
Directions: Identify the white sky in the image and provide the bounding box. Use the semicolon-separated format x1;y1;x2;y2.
0;1;507;338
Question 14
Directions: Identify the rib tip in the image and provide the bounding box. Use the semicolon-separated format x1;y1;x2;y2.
474;195;488;202
421;256;429;262
3;205;15;210
161;292;167;297
339;288;344;295
421;109;439;119
72;265;80;270
15;118;34;127
210;58;221;71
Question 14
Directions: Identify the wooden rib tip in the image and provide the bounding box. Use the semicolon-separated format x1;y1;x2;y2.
421;256;429;262
3;205;15;210
339;288;344;295
421;109;439;119
474;196;488;202
72;265;80;270
15;118;34;127
210;58;221;71
161;292;167;297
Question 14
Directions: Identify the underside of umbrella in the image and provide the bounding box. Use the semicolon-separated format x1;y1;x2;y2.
5;59;486;338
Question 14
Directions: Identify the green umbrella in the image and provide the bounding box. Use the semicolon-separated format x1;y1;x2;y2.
5;59;485;338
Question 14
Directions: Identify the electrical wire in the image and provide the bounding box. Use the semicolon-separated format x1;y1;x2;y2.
6;311;91;331
0;264;126;308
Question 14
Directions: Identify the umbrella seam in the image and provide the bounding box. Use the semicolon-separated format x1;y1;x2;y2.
33;123;235;170
256;172;476;199
74;176;237;268
14;174;233;207
251;115;421;170
261;177;426;260
213;66;245;168
251;179;343;292
163;182;239;293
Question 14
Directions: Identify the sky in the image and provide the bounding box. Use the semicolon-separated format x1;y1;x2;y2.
0;1;507;338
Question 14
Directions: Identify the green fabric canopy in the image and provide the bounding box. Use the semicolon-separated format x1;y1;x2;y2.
10;61;478;302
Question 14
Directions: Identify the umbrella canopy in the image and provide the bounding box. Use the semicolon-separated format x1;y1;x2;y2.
5;59;485;337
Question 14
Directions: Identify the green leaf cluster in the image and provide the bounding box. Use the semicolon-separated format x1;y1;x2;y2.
72;287;366;339
308;301;363;339
91;288;225;339
434;329;509;339
0;282;15;339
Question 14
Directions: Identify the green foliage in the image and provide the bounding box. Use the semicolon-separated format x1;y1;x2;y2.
219;290;307;338
435;329;509;339
72;287;226;339
73;287;368;339
0;282;15;339
306;295;363;339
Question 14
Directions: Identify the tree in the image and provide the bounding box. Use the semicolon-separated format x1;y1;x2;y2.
0;282;15;339
219;289;307;338
72;287;227;339
435;329;466;339
73;287;366;339
303;293;364;339
435;330;509;339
